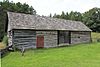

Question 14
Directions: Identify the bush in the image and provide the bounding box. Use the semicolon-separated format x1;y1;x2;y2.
2;34;8;46
97;38;100;42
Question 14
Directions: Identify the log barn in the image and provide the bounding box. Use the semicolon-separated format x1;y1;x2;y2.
7;12;92;49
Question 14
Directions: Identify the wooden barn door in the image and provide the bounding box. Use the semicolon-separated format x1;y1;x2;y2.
37;36;44;48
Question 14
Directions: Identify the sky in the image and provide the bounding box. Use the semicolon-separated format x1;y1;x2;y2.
0;0;100;16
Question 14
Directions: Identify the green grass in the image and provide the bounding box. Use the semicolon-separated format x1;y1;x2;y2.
1;32;100;67
1;42;100;67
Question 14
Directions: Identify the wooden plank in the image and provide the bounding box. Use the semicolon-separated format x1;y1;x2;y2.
15;42;36;45
14;38;36;40
14;34;36;37
13;30;36;48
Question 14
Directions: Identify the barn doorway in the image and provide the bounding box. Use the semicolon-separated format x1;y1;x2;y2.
58;31;70;44
36;36;44;48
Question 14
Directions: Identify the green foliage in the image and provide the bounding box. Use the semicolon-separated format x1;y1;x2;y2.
0;0;36;41
0;0;36;14
97;38;100;42
49;13;52;17
82;7;100;32
61;11;66;19
0;7;7;42
69;11;82;21
2;42;100;67
53;13;61;18
2;34;8;45
53;11;82;21
91;32;100;42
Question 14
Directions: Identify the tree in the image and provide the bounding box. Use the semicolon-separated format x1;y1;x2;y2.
53;13;61;18
0;7;7;41
61;11;66;19
52;9;100;32
65;12;69;20
53;11;82;21
49;13;52;17
68;11;82;21
82;7;100;32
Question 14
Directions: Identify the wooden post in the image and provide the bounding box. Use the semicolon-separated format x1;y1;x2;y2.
12;30;16;51
57;30;59;45
69;31;71;44
90;31;92;43
21;46;25;56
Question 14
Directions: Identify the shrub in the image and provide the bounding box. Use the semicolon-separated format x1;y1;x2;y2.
2;34;8;46
97;38;100;42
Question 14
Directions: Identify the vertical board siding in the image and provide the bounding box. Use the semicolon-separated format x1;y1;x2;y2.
36;31;57;48
71;31;91;44
13;30;36;48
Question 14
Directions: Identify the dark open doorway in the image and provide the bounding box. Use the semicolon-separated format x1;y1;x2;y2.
58;31;70;44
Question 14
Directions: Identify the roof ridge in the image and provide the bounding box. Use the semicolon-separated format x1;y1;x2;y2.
7;12;92;31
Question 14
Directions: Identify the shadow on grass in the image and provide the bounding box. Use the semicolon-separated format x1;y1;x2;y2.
4;42;98;57
1;50;10;58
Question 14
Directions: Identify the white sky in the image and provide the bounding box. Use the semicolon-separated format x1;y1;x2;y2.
0;0;100;16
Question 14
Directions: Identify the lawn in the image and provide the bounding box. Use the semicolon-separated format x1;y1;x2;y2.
1;42;100;67
1;32;100;67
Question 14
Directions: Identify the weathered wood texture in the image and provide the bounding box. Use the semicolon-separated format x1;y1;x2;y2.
8;29;91;49
10;30;58;48
8;31;13;46
13;30;36;48
8;12;92;31
36;31;57;48
71;31;91;44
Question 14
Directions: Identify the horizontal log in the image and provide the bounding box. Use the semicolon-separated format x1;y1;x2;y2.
14;40;36;42
14;42;36;45
14;35;36;37
13;37;36;40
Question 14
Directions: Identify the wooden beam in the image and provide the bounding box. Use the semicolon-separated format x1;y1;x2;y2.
90;32;92;43
57;30;59;45
69;31;71;44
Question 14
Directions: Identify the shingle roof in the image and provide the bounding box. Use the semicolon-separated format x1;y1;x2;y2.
7;12;91;31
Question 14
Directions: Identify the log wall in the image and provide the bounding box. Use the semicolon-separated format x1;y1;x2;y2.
36;31;58;48
13;30;36;48
8;29;91;48
10;30;58;48
71;31;91;44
